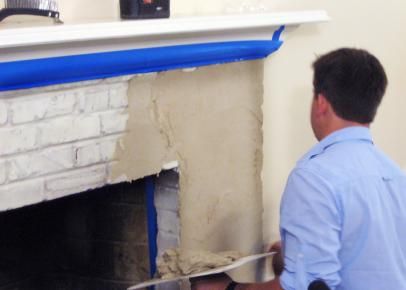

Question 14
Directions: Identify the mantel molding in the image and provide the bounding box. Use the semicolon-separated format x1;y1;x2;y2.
0;11;329;92
0;11;329;61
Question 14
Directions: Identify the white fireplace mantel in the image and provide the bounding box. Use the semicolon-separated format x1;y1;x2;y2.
0;11;329;51
0;11;329;92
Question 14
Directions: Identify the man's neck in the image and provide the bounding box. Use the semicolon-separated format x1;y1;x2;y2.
318;120;369;141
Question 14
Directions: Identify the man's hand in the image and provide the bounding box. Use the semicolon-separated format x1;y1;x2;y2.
190;273;232;290
269;241;284;277
191;275;283;290
240;278;283;290
191;241;285;290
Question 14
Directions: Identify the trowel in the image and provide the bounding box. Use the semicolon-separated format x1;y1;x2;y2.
128;251;276;290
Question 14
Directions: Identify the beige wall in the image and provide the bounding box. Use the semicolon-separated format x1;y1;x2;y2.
262;0;406;244
57;0;277;21
56;0;406;248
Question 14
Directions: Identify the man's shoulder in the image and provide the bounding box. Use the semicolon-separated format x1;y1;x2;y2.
294;147;350;186
295;141;405;187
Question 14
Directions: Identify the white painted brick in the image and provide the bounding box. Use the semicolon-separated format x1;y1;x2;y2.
79;88;109;113
45;164;106;200
0;100;7;125
74;137;120;167
157;231;179;255
104;75;134;84
0;126;37;156
10;92;76;124
157;209;180;235
155;185;179;211
0;179;44;211
75;142;101;167
39;115;101;146
100;110;128;134
0;79;100;99
108;83;129;109
8;146;74;181
0;160;6;185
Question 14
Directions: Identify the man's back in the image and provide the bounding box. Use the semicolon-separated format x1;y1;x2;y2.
280;127;406;290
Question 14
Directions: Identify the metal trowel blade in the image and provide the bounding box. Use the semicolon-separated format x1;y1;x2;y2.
128;252;276;290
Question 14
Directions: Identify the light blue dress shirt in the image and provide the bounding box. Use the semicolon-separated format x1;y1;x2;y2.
280;126;406;290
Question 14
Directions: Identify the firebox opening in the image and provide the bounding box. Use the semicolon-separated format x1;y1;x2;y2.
0;180;150;290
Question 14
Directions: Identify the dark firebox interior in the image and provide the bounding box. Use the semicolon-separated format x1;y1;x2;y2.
0;181;149;290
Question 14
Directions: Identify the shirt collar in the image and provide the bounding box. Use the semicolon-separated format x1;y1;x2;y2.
299;126;373;163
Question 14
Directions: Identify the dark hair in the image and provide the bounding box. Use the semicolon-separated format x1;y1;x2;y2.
312;48;388;123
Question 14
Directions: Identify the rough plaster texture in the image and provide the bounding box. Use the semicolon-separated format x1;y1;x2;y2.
111;61;264;260
0;60;265;275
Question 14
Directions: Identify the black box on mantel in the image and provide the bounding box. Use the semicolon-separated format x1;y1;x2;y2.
120;0;170;19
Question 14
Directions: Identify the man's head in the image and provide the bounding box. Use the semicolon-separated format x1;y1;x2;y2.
310;48;388;140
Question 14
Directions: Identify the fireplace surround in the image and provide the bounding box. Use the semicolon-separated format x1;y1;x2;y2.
0;11;328;289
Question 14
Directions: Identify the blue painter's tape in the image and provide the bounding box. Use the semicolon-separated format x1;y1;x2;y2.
0;38;284;92
272;25;285;41
145;176;158;279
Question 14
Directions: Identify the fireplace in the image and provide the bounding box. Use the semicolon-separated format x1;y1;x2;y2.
0;11;328;289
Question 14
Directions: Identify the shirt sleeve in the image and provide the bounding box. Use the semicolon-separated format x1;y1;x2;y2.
279;168;342;290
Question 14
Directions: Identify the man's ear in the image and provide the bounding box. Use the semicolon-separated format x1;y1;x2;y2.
315;93;330;116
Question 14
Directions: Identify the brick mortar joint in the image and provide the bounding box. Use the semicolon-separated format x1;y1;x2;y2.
1;83;129;126
36;110;128;134
0;78;131;99
2;104;129;127
1;162;109;188
0;175;45;190
6;160;116;186
0;131;127;159
44;163;108;186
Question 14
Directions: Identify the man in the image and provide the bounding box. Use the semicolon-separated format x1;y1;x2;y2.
192;48;406;290
279;47;406;290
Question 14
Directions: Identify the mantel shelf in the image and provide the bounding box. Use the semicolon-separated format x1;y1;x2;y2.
0;11;329;49
0;11;329;92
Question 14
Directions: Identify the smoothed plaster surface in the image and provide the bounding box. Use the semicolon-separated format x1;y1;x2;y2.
110;61;264;261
